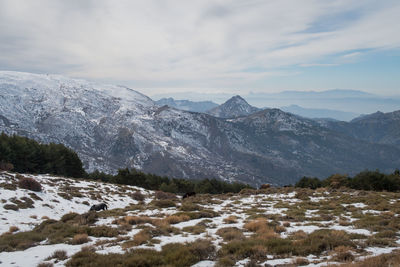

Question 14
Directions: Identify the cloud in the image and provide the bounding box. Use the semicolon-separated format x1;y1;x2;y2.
0;0;399;93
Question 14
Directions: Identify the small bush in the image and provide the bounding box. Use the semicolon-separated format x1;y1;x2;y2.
152;200;176;208
180;202;202;211
223;216;238;224
165;214;191;224
8;226;19;233
132;191;145;201
18;177;42;192
72;234;89;245
37;263;54;267
3;204;18;211
122;216;152;225
182;225;206;234
216;227;245;241
0;161;14;171
332;246;354;262
293;257;309;266
49;249;68;261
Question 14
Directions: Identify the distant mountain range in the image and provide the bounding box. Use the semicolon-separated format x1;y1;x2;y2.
155;98;218;113
1;71;400;186
281;105;360;122
153;89;400;114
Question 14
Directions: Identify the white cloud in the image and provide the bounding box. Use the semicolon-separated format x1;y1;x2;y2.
0;0;399;93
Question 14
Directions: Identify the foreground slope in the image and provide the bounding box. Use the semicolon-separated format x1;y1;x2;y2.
1;172;400;266
1;71;400;186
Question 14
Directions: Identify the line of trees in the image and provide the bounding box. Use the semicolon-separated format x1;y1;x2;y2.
86;168;252;194
0;133;85;178
295;170;400;192
0;133;252;194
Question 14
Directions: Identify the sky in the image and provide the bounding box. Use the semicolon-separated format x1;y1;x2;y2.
0;0;399;97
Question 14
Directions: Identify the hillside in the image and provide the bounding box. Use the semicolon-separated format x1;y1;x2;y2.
1;71;400;186
321;110;400;148
281;105;359;121
156;98;218;113
1;172;400;266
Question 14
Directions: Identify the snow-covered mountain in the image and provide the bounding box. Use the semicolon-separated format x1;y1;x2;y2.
206;95;260;118
155;98;218;113
1;71;400;186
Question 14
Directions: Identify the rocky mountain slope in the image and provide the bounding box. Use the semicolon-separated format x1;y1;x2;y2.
1;71;400;186
206;95;260;118
155;98;218;113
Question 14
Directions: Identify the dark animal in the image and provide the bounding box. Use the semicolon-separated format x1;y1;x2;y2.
89;203;108;211
182;192;196;199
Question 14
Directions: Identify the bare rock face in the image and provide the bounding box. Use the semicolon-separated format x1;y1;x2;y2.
1;71;400;186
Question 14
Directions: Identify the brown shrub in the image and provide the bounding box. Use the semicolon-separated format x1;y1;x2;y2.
132;191;145;201
223;216;238;224
152;199;176;208
165;214;191;224
18;177;42;192
122;216;152;225
50;249;68;260
3;204;18;211
132;230;151;246
332;246;354;262
154;191;177;200
72;234;89;245
293;257;309;266
216;227;245;241
0;162;13;171
9;226;19;233
339;250;400;267
37;263;54;267
244;218;277;239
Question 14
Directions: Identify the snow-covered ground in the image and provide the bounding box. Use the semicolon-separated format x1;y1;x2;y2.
1;171;399;267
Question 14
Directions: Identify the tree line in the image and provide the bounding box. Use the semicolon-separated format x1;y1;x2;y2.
0;133;85;178
0;133;251;194
295;170;400;192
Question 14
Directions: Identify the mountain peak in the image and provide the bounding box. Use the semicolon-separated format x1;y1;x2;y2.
206;95;260;118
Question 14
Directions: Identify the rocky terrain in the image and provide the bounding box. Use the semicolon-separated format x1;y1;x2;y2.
1;71;400;186
1;172;400;266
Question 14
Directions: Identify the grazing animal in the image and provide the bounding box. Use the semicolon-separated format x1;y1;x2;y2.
182;192;196;199
259;184;270;190
89;203;108;211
